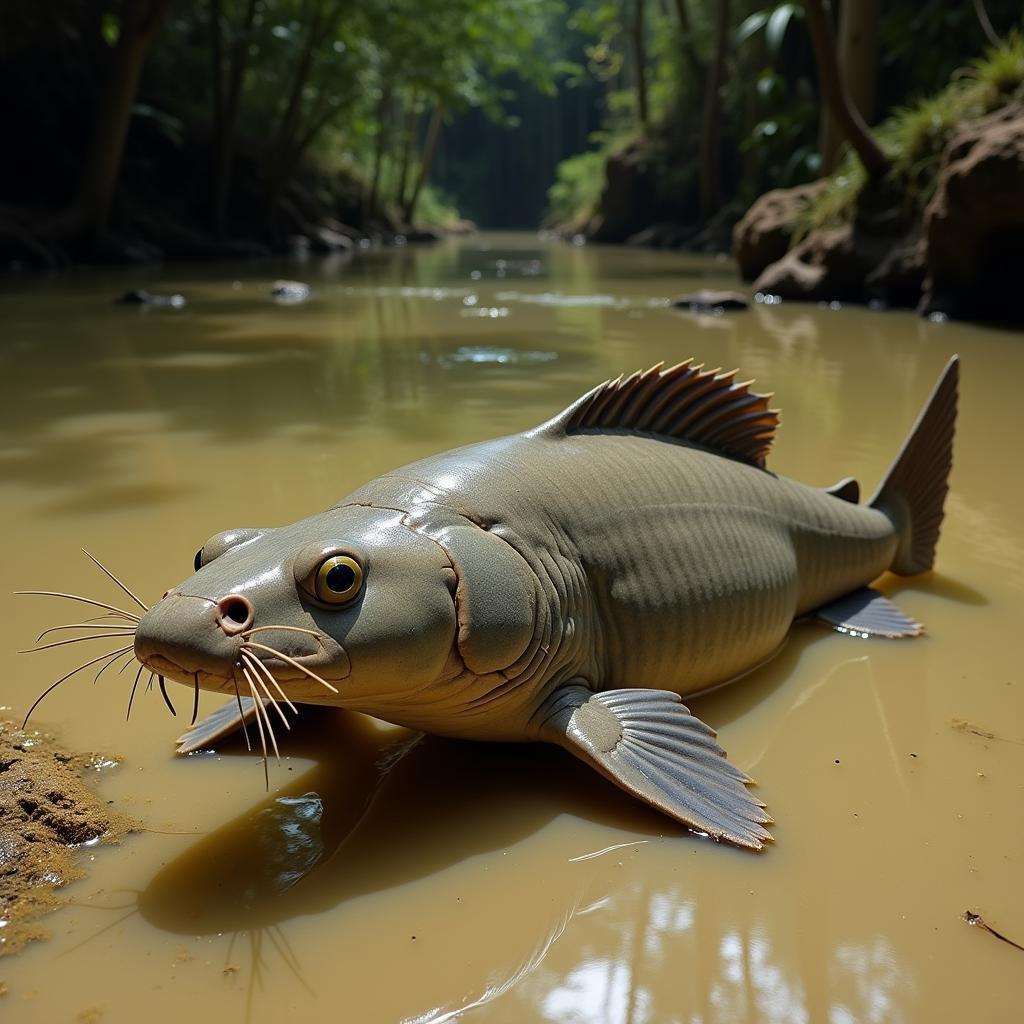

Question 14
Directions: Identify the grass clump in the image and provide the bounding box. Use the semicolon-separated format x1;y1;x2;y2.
545;149;606;227
800;32;1024;236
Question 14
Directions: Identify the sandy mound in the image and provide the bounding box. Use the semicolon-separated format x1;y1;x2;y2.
0;719;134;957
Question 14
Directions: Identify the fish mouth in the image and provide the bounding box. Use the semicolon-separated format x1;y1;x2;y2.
137;651;234;692
138;641;350;693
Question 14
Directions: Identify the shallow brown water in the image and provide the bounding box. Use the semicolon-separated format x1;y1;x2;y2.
1;233;1022;1022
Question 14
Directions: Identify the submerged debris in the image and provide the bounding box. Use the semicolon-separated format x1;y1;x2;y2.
0;720;134;957
951;718;1022;745
962;911;1024;954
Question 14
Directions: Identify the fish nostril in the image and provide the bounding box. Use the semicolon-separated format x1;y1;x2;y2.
216;594;254;634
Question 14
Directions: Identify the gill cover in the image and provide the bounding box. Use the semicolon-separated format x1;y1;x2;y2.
410;509;536;675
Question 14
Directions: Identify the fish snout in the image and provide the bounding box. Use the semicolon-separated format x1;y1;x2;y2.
134;593;240;682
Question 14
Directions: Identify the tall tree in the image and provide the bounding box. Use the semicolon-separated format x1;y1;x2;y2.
57;0;174;245
403;101;444;224
698;0;729;220
820;0;881;172
804;0;888;178
630;0;649;129
209;0;260;236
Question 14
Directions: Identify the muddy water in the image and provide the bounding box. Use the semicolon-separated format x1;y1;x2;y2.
1;234;1022;1022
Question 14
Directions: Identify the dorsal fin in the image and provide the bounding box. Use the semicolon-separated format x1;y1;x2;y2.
537;360;780;468
825;477;860;503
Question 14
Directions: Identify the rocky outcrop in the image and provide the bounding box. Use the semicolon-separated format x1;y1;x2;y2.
731;180;827;281
587;138;689;244
746;105;1024;322
922;106;1024;322
672;289;749;312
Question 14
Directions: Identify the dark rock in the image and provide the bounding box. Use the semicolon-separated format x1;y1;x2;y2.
753;176;914;305
404;227;442;244
732;180;828;281
115;289;186;308
271;280;311;304
688;203;744;254
922;105;1024;323
753;224;875;303
672;289;750;312
865;233;926;309
587;138;684;244
308;224;355;252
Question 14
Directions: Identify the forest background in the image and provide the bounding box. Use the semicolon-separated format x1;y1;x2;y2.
2;0;1023;319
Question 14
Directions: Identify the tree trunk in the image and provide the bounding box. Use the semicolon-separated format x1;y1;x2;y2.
698;0;729;221
211;0;259;236
395;94;419;209
403;101;443;225
367;84;393;218
631;0;649;129
820;0;881;172
672;0;703;84
805;0;888;178
58;0;173;245
973;0;1001;47
264;0;345;216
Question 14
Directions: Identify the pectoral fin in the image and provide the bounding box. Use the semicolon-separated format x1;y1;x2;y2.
539;685;773;850
815;586;923;638
176;695;266;754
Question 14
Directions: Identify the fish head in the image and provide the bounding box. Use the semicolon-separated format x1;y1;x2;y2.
133;507;460;707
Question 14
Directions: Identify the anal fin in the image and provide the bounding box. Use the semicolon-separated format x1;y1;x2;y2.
176;695;266;755
539;685;773;850
815;586;923;638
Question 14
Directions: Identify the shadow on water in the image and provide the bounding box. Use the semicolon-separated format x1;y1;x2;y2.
137;709;671;936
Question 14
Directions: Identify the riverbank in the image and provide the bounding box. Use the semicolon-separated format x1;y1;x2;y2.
551;36;1024;326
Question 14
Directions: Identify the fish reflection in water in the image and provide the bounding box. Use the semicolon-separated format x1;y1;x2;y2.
134;692;914;1024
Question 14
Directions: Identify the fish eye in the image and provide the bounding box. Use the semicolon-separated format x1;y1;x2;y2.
315;555;363;605
194;547;204;572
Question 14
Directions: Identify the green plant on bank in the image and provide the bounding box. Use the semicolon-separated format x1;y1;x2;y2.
412;184;463;229
800;31;1024;237
545;148;606;226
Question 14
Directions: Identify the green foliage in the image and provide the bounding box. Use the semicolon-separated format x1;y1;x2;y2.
413;184;463;228
736;3;802;58
801;32;1024;235
545;148;605;225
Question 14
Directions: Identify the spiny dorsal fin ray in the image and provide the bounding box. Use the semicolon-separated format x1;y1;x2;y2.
540;360;780;468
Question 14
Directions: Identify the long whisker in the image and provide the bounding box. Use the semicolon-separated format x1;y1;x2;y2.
240;641;339;694
37;615;137;642
242;666;271;788
126;664;145;720
81;549;149;612
16;591;141;621
240;625;324;640
94;648;135;685
23;645;133;727
190;673;200;726
241;649;298;715
19;631;136;654
158;675;176;717
242;663;281;763
240;652;291;730
231;675;252;752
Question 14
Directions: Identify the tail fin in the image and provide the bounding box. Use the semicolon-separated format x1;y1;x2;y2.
870;356;959;575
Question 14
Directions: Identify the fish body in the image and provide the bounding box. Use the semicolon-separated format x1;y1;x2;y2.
342;429;897;740
130;357;959;849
